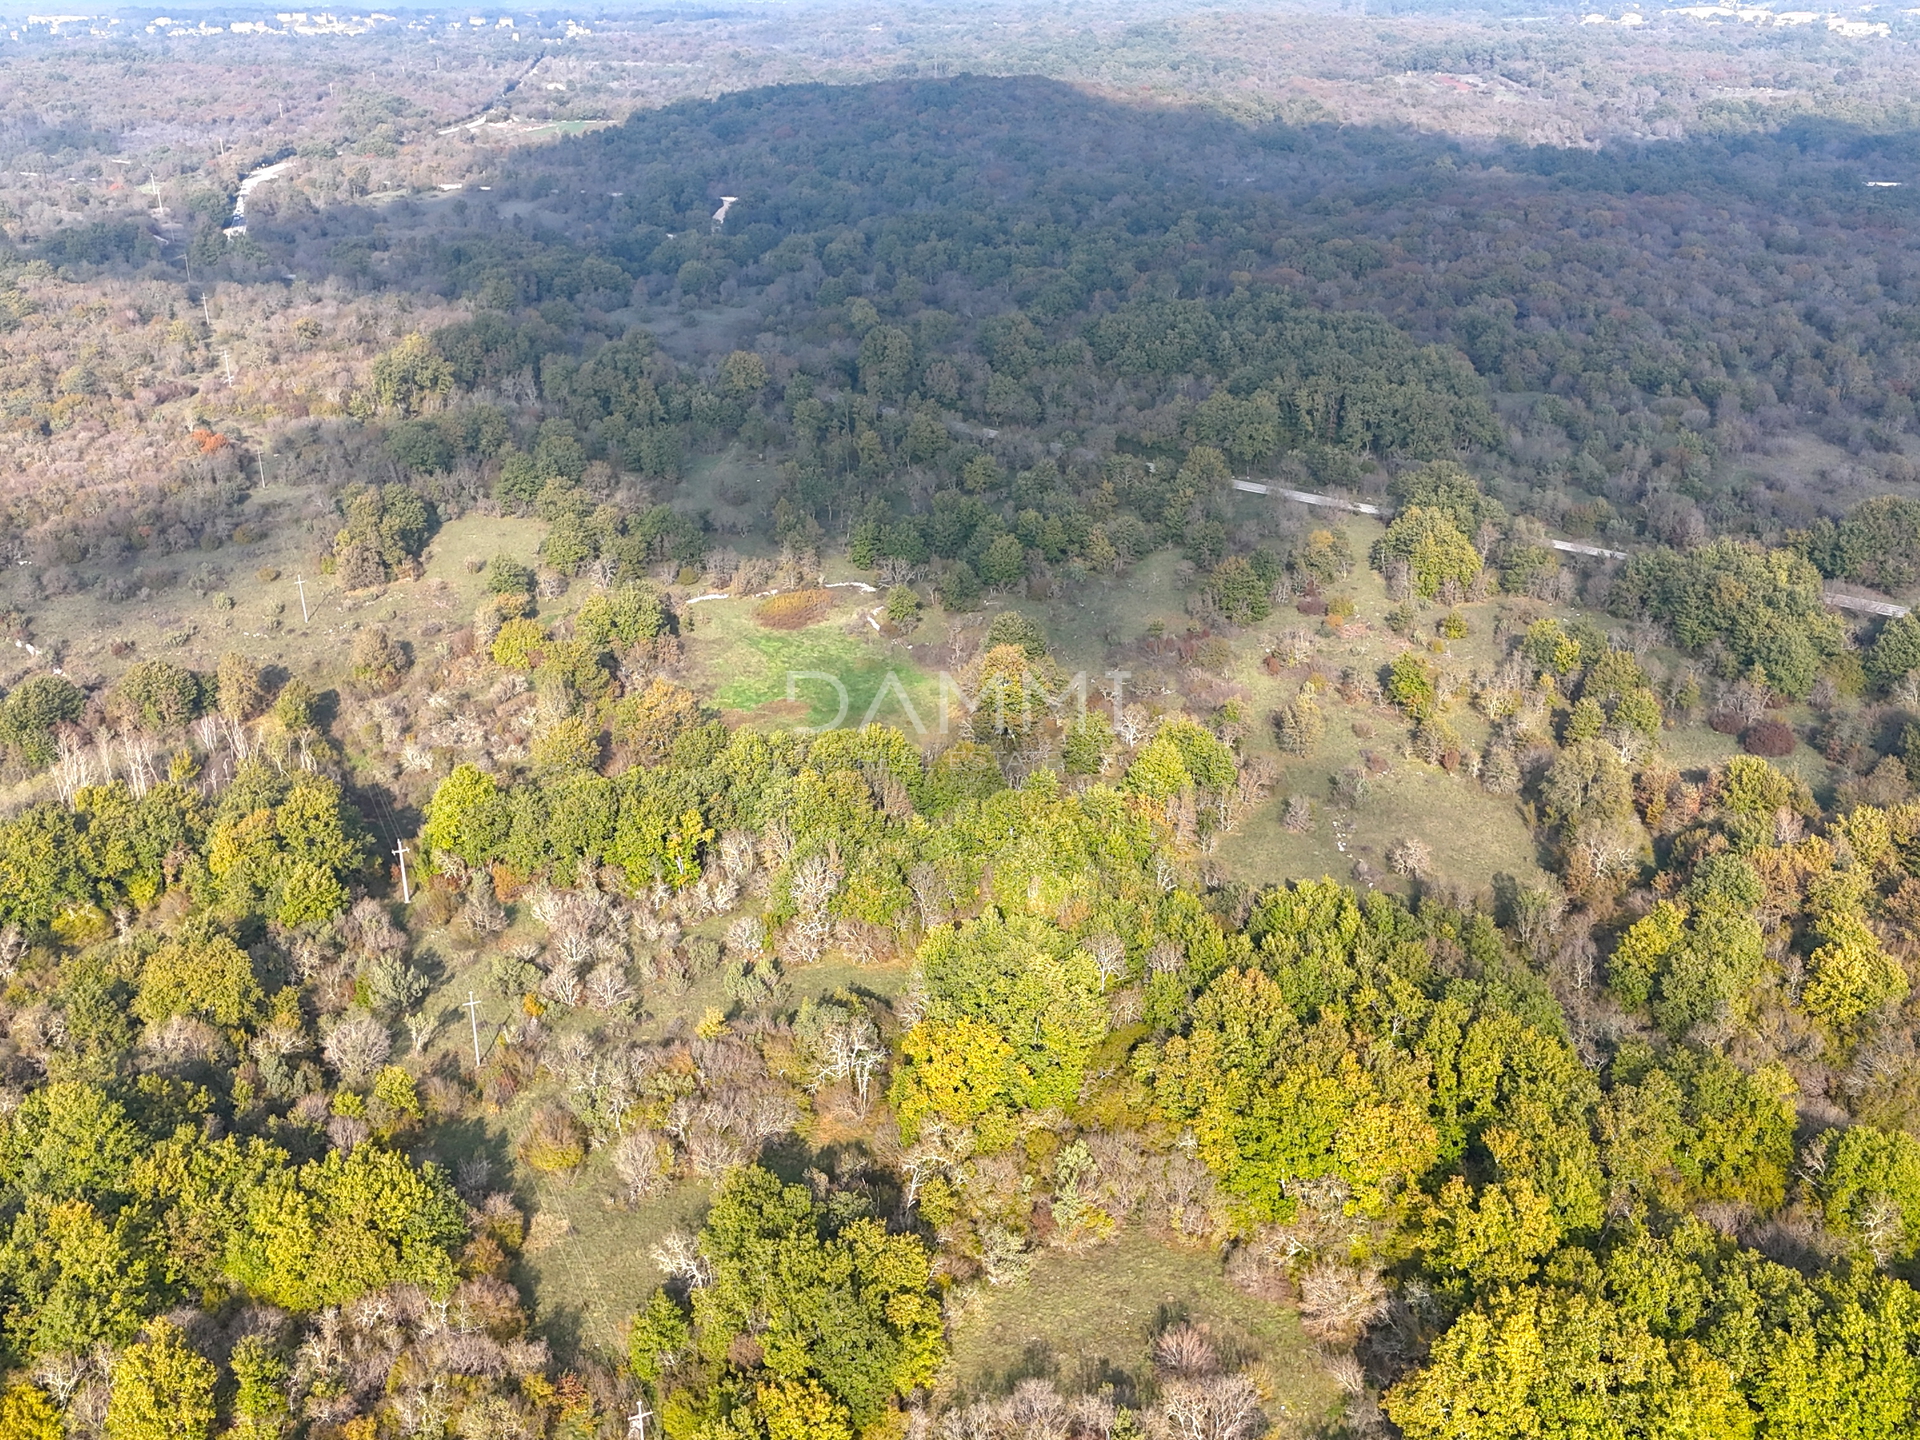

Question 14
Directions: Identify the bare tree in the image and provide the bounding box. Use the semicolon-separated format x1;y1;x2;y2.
532;885;626;972
539;964;584;1009
1297;1259;1390;1345
907;861;951;929
1152;1374;1264;1440
1274;627;1314;666
780;852;842;966
1386;837;1432;879
0;924;25;982
1114;703;1152;748
1087;932;1126;989
52;731;91;807
404;1010;440;1056
323;1013;391;1085
1509;880;1568;963
1154;1323;1218;1377
810;1014;884;1114
759;819;796;870
611;1129;670;1203
651;1229;713;1290
725;914;768;957
583;961;635;1013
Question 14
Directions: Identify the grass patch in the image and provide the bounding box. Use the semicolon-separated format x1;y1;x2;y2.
690;597;940;732
423;515;549;592
513;1167;711;1363
675;448;782;536
942;1230;1342;1429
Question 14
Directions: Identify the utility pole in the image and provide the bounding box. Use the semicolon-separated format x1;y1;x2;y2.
294;575;309;622
628;1401;652;1440
394;841;412;903
202;294;212;327
463;990;484;1068
257;451;268;489
223;348;235;385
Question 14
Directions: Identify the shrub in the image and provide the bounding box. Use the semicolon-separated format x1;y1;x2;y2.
1386;651;1438;721
109;660;202;731
487;555;534;596
1743;719;1796;757
0;675;85;767
754;589;832;630
1274;692;1325;756
491;618;546;670
575;582;667;648
351;627;409;691
518;1105;587;1173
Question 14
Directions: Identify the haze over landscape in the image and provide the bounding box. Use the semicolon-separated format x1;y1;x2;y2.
0;2;1918;1437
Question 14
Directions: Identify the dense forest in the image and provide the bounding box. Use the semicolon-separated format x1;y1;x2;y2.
248;73;1920;549
0;4;1919;1438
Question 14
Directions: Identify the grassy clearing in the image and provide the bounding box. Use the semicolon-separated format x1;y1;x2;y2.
423;515;549;593
10;503;556;703
675;447;782;541
512;1167;712;1362
942;1230;1342;1431
625;304;769;365
688;593;942;732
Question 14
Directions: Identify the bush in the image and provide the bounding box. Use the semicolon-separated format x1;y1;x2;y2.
1386;651;1438;721
1274;692;1325;756
754;589;832;630
487;554;534;596
0;675;85;767
1743;719;1797;757
491;618;546;670
575;582;667;648
109;660;201;731
518;1105;587;1173
350;627;409;691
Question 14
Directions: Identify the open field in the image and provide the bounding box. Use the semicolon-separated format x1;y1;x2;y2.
687;586;941;733
944;1230;1343;1430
